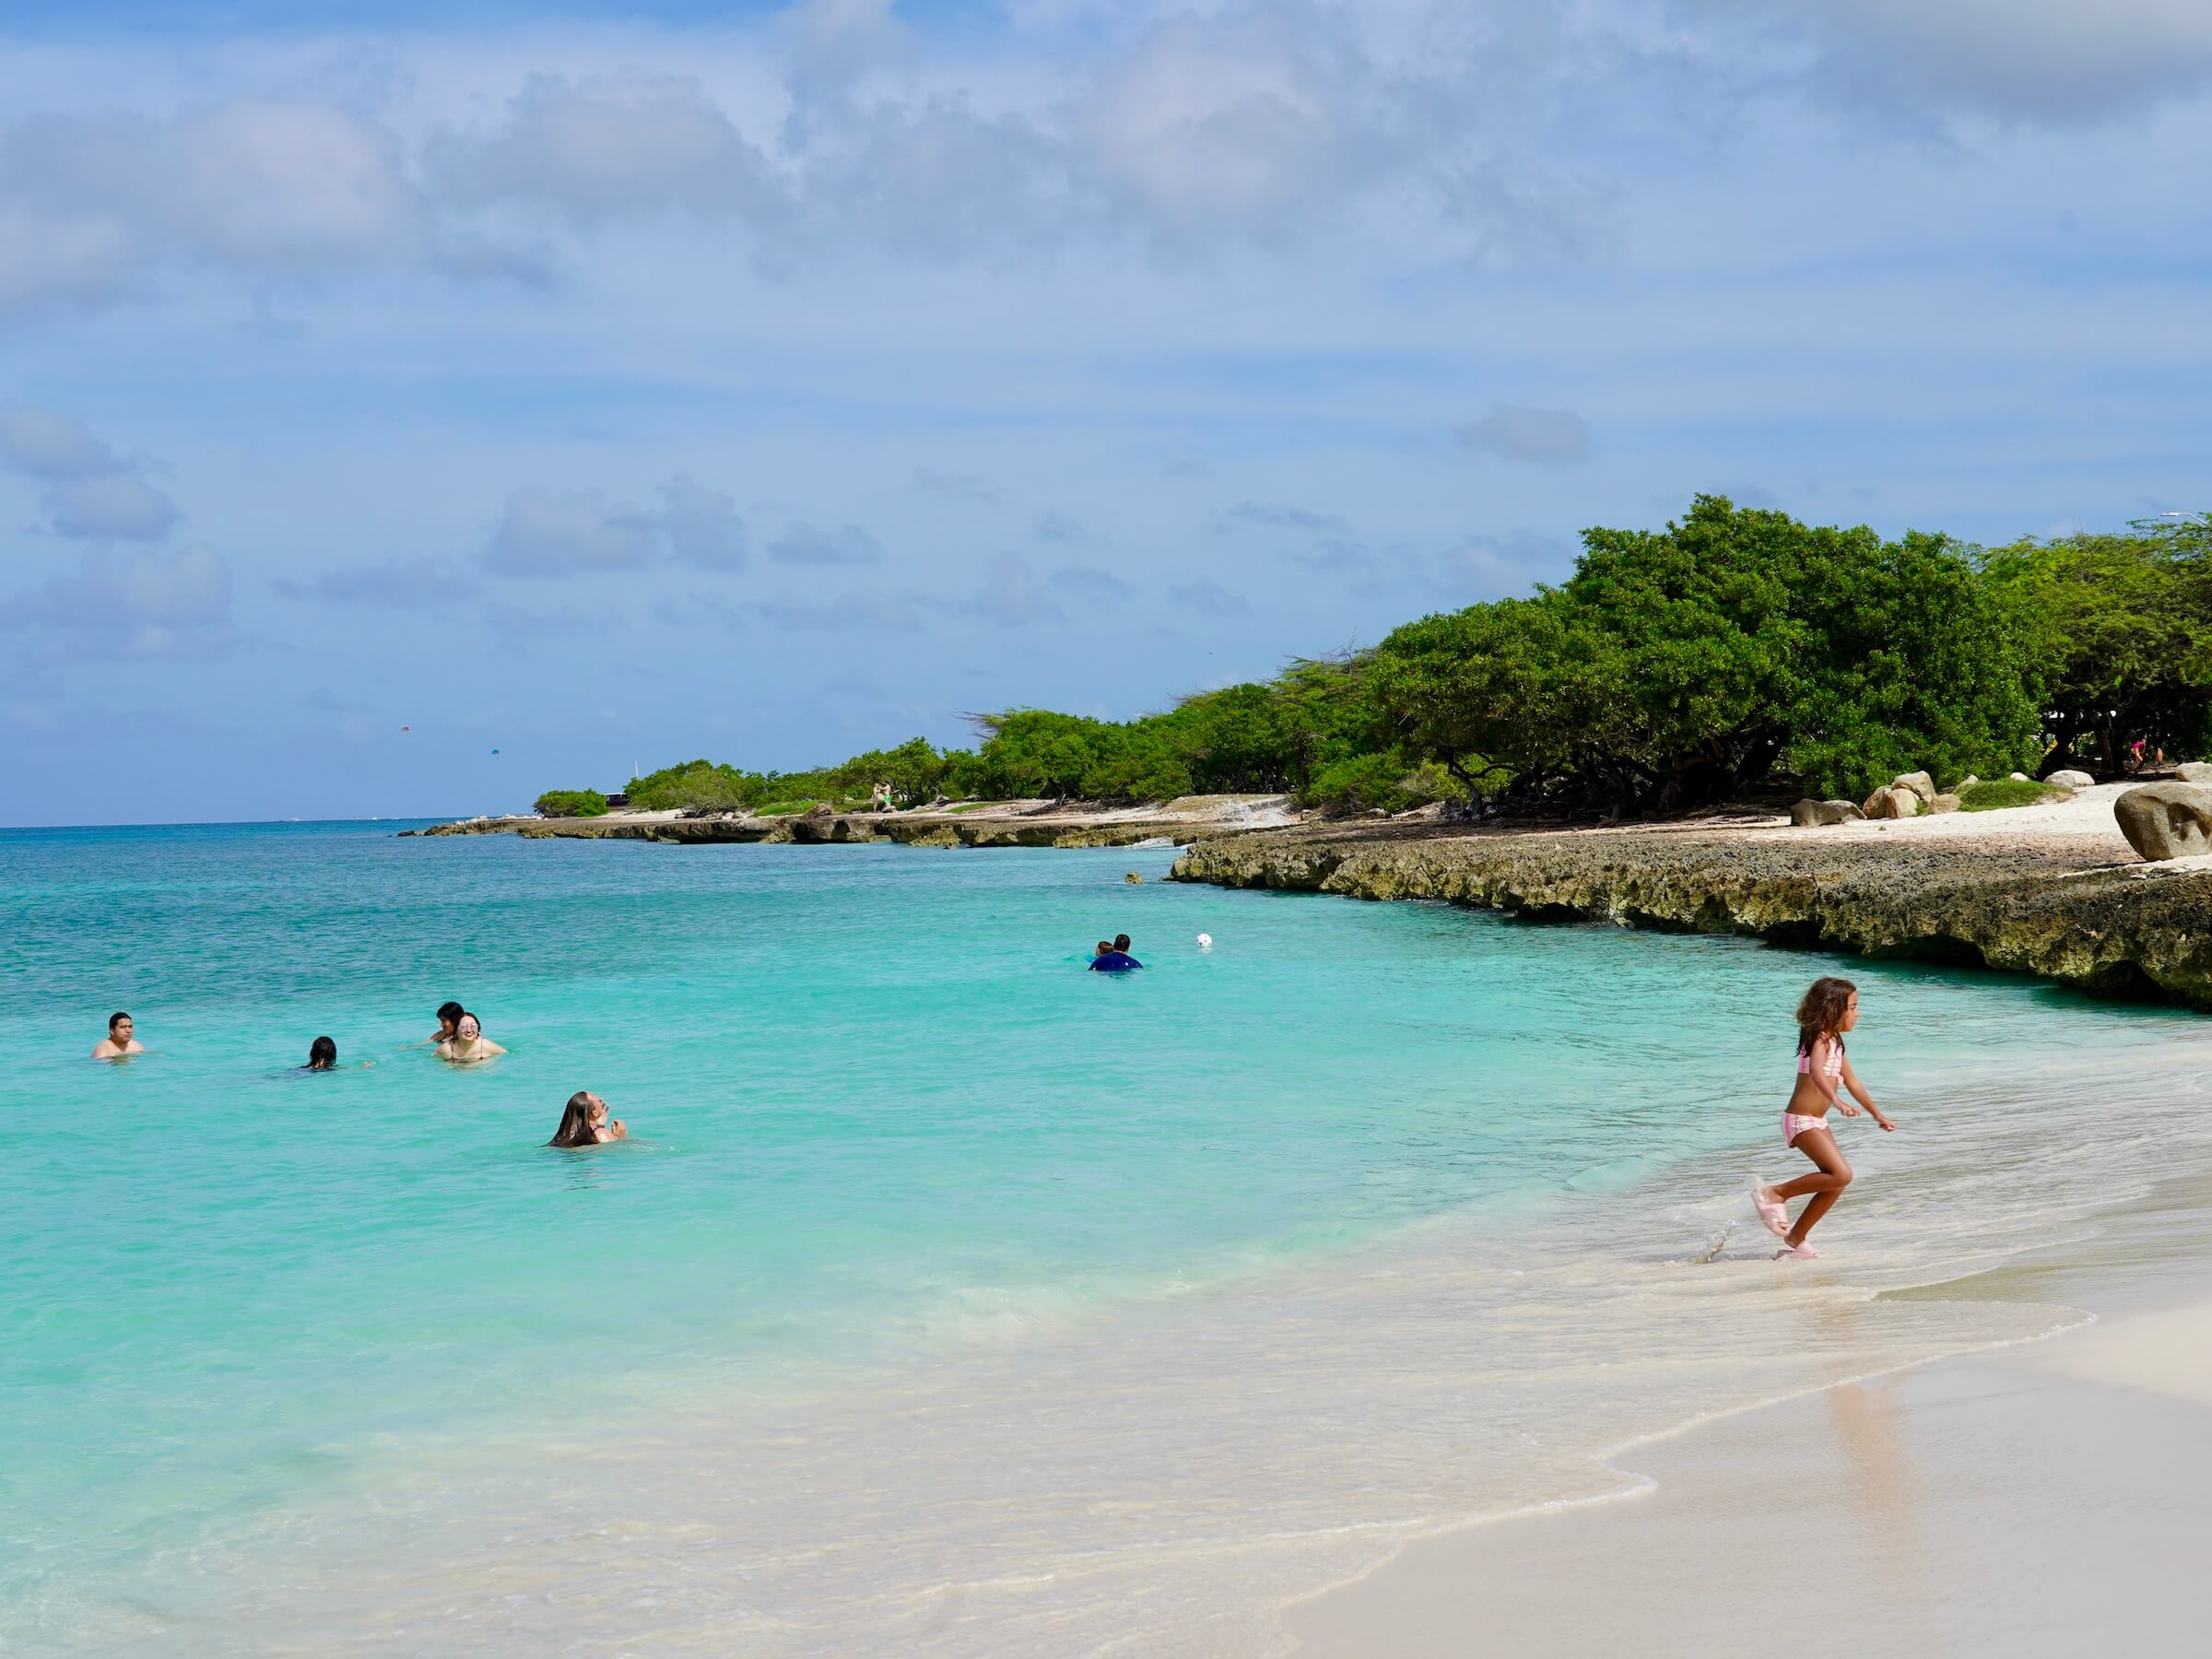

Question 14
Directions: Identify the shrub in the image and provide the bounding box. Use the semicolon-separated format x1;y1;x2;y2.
1957;779;2066;811
534;789;608;818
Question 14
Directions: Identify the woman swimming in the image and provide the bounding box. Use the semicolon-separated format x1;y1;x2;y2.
435;1013;506;1065
1752;976;1896;1258
302;1036;372;1071
547;1090;627;1147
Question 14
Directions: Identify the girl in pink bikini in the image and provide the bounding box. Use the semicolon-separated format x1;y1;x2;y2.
1753;977;1896;1258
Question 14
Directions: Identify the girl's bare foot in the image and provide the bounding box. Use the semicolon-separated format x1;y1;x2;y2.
1751;1182;1789;1238
1773;1241;1821;1260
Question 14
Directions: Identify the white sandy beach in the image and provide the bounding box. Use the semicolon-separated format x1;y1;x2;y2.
1286;1177;2212;1658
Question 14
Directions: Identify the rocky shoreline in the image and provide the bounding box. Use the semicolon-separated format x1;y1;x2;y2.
1169;818;2212;1010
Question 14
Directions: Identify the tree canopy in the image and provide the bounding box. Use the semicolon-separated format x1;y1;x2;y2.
543;498;2206;821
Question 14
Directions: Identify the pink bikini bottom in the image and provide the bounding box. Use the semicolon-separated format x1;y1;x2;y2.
1783;1112;1830;1147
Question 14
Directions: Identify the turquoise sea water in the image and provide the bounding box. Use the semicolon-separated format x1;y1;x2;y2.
4;820;2206;1653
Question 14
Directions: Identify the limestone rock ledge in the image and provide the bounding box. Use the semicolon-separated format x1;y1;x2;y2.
1169;824;2212;1009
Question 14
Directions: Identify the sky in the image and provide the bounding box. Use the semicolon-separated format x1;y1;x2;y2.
3;0;2208;826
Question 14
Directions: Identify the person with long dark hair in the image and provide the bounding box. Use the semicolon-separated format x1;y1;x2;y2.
304;1036;339;1071
547;1090;627;1147
1752;976;1896;1258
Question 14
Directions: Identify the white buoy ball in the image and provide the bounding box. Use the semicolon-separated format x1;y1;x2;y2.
1195;933;1213;949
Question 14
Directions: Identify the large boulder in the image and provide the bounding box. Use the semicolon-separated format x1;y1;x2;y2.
1892;771;1936;803
1929;793;1962;814
2048;769;2095;790
1862;785;1921;820
2115;784;2212;862
2177;762;2212;784
1792;798;1866;828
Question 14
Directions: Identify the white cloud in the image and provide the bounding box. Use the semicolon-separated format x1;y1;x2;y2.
426;72;783;226
970;551;1063;626
171;100;421;267
274;558;481;607
0;544;234;659
41;472;181;541
0;100;423;322
1218;501;1350;535
755;587;925;629
1674;0;2212;121
0;403;180;541
1168;576;1253;617
768;521;886;566
1084;18;1359;238
474;476;751;578
1458;404;1591;465
660;475;748;571
0;405;122;477
484;488;659;576
1050;564;1130;600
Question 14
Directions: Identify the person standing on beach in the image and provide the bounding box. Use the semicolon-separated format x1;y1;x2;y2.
1753;977;1895;1258
91;1012;145;1059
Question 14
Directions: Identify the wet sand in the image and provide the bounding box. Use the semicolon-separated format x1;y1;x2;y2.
1284;1178;2212;1658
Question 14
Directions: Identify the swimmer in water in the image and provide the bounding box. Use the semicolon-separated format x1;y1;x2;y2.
547;1090;627;1147
302;1036;372;1071
435;1012;506;1065
1752;977;1895;1258
92;1011;145;1059
406;1001;465;1050
1088;934;1143;972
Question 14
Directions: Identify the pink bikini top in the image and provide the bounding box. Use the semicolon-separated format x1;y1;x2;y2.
1797;1035;1843;1078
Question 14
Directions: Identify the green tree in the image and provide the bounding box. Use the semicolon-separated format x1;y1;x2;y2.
1978;515;2212;773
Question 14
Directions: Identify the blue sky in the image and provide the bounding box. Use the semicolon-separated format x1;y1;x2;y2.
3;0;2208;825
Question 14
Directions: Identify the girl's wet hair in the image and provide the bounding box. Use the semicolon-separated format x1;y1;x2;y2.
436;1001;464;1027
547;1090;601;1147
1796;976;1857;1055
307;1036;337;1069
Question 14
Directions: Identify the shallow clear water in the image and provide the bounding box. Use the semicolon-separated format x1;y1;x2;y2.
3;820;2206;1653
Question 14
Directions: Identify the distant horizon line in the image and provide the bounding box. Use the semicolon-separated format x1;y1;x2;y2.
0;814;465;833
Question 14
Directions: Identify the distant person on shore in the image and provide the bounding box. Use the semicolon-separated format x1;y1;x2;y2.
91;1012;145;1059
1089;934;1143;972
436;1013;506;1065
547;1090;627;1147
1753;977;1895;1258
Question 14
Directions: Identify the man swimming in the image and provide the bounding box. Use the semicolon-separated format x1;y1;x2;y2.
92;1011;145;1059
1088;935;1143;972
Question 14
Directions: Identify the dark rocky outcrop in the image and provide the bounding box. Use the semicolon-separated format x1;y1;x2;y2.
1170;820;2212;1009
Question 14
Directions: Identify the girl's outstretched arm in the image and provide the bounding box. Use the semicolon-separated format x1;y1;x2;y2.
1840;1054;1896;1130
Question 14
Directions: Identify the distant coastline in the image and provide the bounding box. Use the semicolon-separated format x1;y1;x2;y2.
403;782;2212;1011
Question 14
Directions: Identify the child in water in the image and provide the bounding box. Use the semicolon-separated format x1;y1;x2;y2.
1753;976;1896;1258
